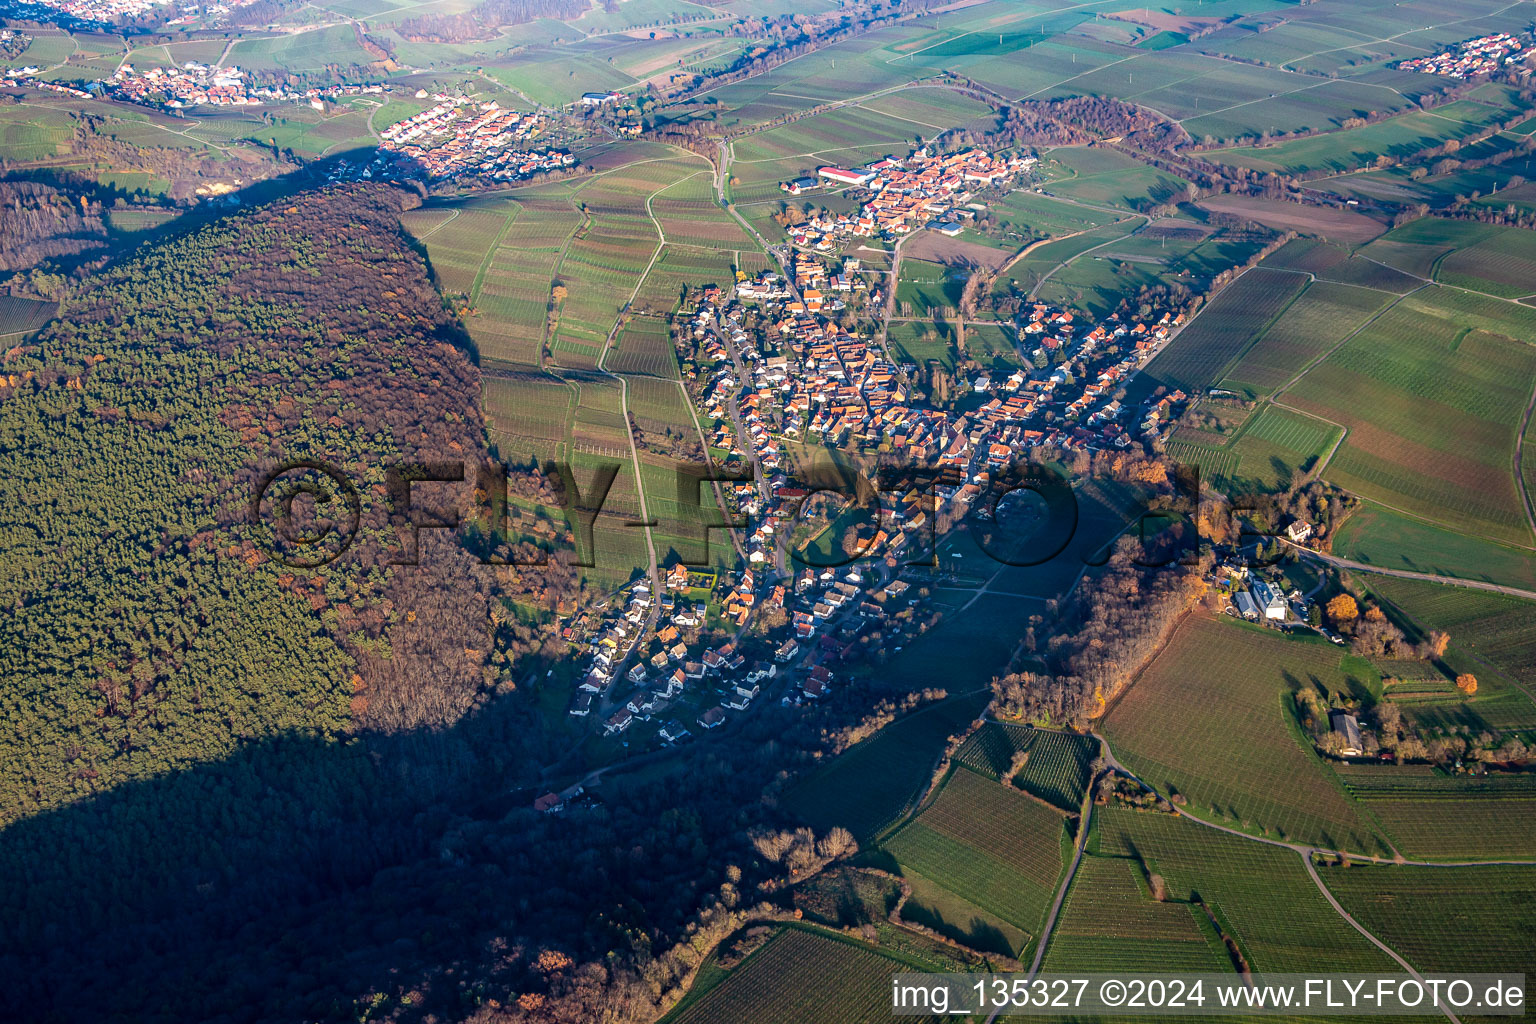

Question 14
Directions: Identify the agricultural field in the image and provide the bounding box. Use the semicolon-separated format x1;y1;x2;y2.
664;926;937;1024
1102;615;1390;855
1319;864;1536;975
1170;405;1341;494
1042;853;1233;972
1205;111;1486;177
952;723;1095;810
783;694;988;844
0;296;59;337
1282;288;1536;546
1038;147;1191;212
882;767;1069;951
1333;504;1536;595
1094;807;1397;973
1134;267;1308;400
1360;575;1536;729
1333;764;1536;860
894;258;965;316
1217;280;1391;397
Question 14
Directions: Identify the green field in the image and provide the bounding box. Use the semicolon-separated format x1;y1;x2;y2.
1284;288;1536;547
952;723;1094;810
1135;268;1308;400
1095;807;1397;972
1333;504;1536;594
1103;615;1388;855
664;926;937;1024
1319;864;1536;975
784;694;988;843
1218;280;1391;397
1333;763;1536;859
883;767;1068;951
1042;853;1233;972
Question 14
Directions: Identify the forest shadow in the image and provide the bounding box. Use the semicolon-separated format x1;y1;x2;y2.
0;687;784;1024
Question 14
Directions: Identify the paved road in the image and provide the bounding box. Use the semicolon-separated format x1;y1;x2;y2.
1283;540;1536;602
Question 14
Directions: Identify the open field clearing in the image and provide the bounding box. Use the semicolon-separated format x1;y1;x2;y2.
784;694;988;844
883;767;1068;947
900;867;1027;957
1219;280;1390;397
1320;864;1536;976
1205;111;1485;176
1333;764;1536;860
1197;195;1386;245
896;257;965;315
1042;853;1233;972
1095;807;1397;972
1135;267;1307;399
1334;504;1536;594
1041;146;1190;211
665;926;936;1024
990;223;1142;299
1103;615;1388;855
1284;289;1536;546
902;230;1019;271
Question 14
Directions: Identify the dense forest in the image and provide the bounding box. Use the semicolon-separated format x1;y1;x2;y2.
0;181;868;1024
0;180;109;271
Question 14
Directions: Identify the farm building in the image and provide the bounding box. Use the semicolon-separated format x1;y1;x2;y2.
934;222;963;236
1234;591;1259;620
581;91;623;105
781;176;818;195
818;166;873;186
1329;710;1363;756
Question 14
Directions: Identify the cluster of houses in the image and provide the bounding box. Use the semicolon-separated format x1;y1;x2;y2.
370;98;570;181
106;62;271;108
1;68;90;97
1399;32;1536;77
565;565;843;737
103;62;392;110
1214;557;1320;630
779;148;1037;249
20;0;161;19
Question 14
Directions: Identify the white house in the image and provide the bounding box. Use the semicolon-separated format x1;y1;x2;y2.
1250;580;1287;621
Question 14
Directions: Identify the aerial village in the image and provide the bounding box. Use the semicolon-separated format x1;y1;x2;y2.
547;146;1200;773
363;97;572;182
16;0;261;25
104;62;309;108
1398;32;1536;78
780;147;1036;249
